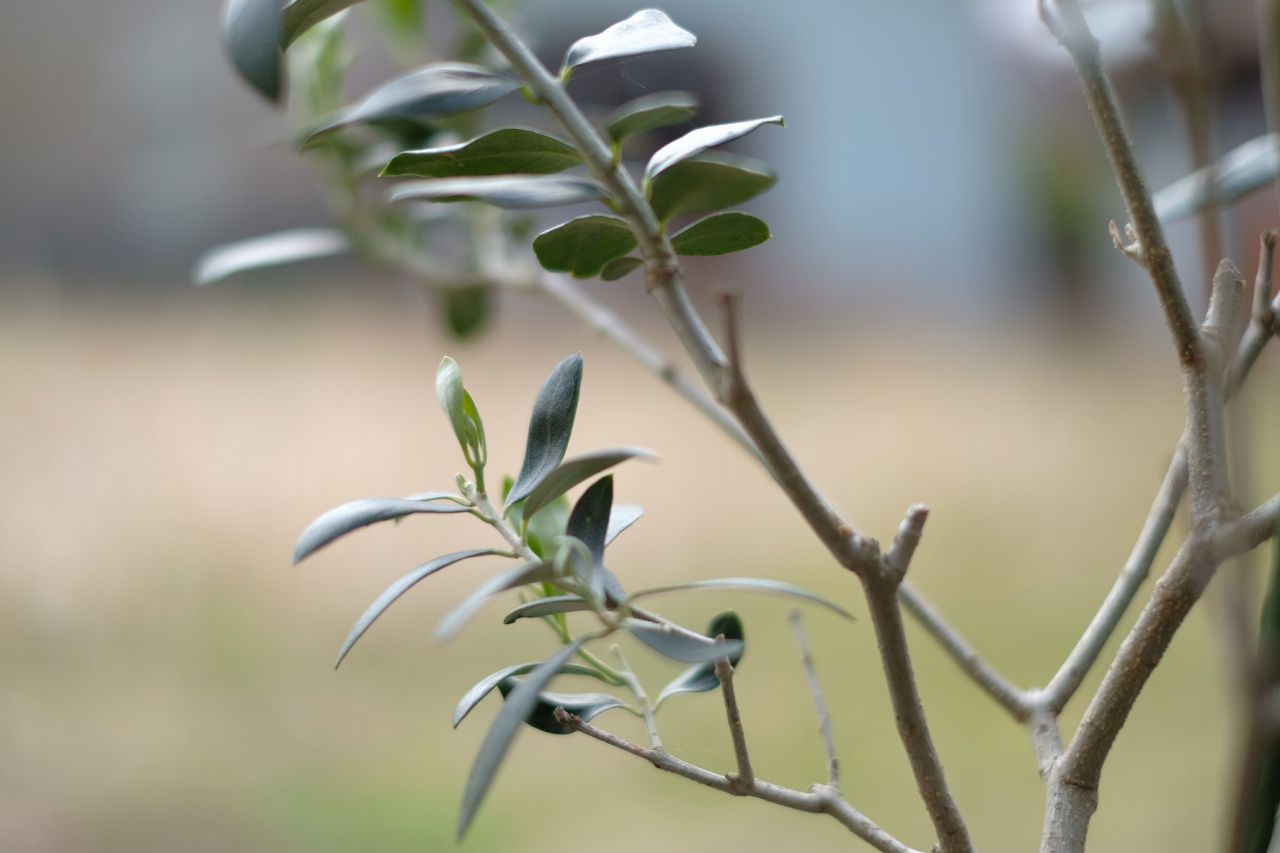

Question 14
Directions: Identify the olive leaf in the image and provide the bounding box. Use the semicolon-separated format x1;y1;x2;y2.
1154;133;1279;223
293;494;469;563
628;577;854;621
645;116;785;181
505;354;583;509
607;91;698;146
502;595;592;624
283;0;364;46
435;560;556;642
193;228;351;285
560;9;696;77
497;678;628;734
436;356;485;470
223;0;285;102
671;212;770;256
533;215;637;278
623;618;743;663
565;476;613;602
453;659;606;727
600;256;643;281
383;127;582;178
656;612;745;708
521;449;657;522
390;175;606;209
647;152;776;222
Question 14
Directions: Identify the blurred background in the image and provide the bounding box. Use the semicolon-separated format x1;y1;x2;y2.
3;0;1279;850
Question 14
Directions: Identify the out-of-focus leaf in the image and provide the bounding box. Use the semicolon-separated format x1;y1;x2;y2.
629;577;854;621
435;560;556;642
656;612;744;708
1154;133;1280;224
453;659;605;727
373;0;424;60
522;448;657;522
505;354;583;509
390;175;605;209
560;10;696;76
194;228;350;285
293;495;468;563
457;642;580;839
304;63;518;145
1244;521;1280;853
440;284;492;339
624;618;742;663
383;128;581;178
647;152;776;222
645;116;784;181
497;678;628;733
288;12;350;116
533;215;637;278
565;476;613;601
605;504;643;545
223;0;285;102
671;212;770;256
283;0;363;46
502;595;592;624
335;548;500;667
606;91;698;146
600;256;643;281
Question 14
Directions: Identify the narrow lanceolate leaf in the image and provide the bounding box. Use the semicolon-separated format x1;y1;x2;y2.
647;152;776;222
193;228;350;285
645;116;785;181
283;0;363;46
382;128;581;178
624;618;743;663
566;477;613;601
560;10;696;76
293;496;469;563
533;215;637;278
497;679;628;734
435;561;556;642
389;175;605;209
605;504;643;545
522;449;657;522
457;642;581;839
335;549;499;668
606;91;698;146
305;63;518;145
223;0;285;102
629;577;855;621
656;612;745;708
502;595;592;624
1244;520;1280;853
671;212;770;256
600;256;643;282
506;354;583;509
1153;133;1279;223
453;660;605;727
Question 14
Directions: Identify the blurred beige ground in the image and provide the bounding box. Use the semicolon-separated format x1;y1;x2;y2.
3;279;1277;852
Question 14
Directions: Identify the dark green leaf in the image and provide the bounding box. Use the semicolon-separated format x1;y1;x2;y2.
453;660;605;727
522;448;657;522
671;212;770;256
194;228;350;285
435;560;556;642
655;612;744;708
389;175;605;209
283;0;362;46
505;354;583;509
383;127;581;178
624;618;742;663
647;152;776;222
566;476;613;601
440;284;492;339
457;642;580;839
293;495;468;563
335;548;499;667
629;577;854;621
606;91;698;145
533;215;637;279
645;115;785;181
497;678;627;733
304;63;518;145
1155;133;1279;223
223;0;285;102
560;10;696;76
600;256;643;281
1245;521;1280;853
502;595;592;624
605;504;643;545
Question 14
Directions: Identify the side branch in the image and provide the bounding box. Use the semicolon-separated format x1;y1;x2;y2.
790;610;841;788
715;657;755;793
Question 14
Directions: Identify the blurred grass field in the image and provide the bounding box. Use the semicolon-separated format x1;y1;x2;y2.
3;279;1278;852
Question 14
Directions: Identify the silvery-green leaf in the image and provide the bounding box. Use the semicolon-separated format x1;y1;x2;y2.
436;356;471;452
671;212;770;256
335;548;500;667
194;228;350;285
645;116;784;181
390;175;605;209
505;355;583;509
623;618;743;663
561;10;696;75
656;612;745;708
497;678;628;733
304;63;518;145
605;504;643;545
282;0;363;46
629;577;854;621
647;152;776;222
600;256;643;281
223;0;285;102
457;642;580;839
1153;133;1279;223
383;127;581;178
453;660;604;727
606;91;698;145
533;215;637;279
293;496;469;563
565;476;613;601
502;595;592;624
522;449;657;522
435;560;556;642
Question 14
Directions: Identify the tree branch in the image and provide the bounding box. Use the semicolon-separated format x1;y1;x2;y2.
790;610;841;788
715;656;755;794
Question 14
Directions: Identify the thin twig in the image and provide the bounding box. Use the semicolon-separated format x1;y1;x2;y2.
790;610;840;788
611;645;663;751
715;656;755;794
